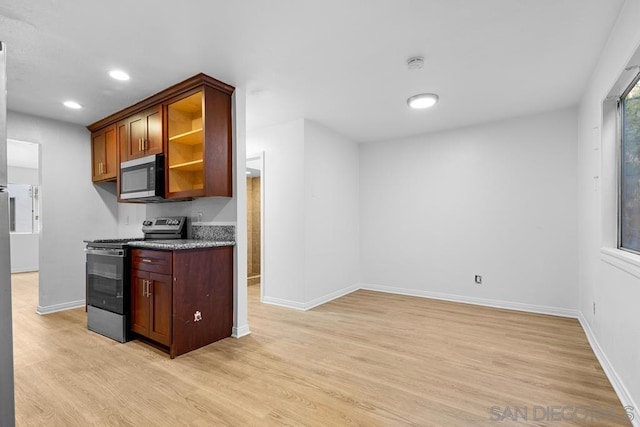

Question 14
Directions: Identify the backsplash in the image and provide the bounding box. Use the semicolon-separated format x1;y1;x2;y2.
192;224;235;242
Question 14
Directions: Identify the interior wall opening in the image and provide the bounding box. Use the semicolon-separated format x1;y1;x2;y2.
246;154;264;302
7;139;40;275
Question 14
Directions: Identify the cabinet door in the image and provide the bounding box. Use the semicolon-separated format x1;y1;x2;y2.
103;125;117;180
130;269;150;336
126;106;163;160
144;106;163;156
117;119;128;163
148;272;172;346
91;130;106;182
91;124;117;182
127;114;146;160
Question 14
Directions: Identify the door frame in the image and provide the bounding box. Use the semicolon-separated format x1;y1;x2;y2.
246;152;265;303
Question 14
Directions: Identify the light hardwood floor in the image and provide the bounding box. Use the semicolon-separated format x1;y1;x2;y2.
11;273;631;426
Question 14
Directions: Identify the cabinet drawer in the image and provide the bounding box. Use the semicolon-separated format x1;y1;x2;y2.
131;249;172;275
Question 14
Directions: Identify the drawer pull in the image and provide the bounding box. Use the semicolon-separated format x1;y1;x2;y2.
141;259;152;263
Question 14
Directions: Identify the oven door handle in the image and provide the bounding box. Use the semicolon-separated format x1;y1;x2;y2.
85;248;125;257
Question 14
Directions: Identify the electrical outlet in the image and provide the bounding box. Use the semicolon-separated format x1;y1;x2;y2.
593;302;596;316
475;275;482;284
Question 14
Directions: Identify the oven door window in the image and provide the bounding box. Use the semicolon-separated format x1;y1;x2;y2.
87;254;125;314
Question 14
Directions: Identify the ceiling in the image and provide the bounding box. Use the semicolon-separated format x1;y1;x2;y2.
0;0;625;143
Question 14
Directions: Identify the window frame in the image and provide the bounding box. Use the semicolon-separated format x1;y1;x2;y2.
617;71;640;255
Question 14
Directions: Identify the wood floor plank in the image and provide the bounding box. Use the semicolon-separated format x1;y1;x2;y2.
10;273;631;426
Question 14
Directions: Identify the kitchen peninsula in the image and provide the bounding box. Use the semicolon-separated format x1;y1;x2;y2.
86;219;235;359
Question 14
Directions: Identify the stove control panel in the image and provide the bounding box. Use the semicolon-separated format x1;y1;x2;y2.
141;216;187;234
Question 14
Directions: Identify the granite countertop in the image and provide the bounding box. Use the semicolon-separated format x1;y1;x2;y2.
127;239;235;250
86;225;235;251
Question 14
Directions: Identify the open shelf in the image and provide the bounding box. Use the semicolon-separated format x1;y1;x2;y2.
169;128;203;145
169;159;203;172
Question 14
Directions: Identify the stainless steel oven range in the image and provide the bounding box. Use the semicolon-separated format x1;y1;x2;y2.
84;216;187;342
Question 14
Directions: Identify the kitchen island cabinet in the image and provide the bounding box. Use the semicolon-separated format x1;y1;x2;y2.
130;246;233;358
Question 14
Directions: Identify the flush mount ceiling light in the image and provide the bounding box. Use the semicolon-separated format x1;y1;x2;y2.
63;100;83;109
109;69;130;81
407;93;439;109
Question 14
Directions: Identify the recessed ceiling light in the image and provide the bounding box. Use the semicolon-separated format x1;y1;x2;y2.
407;93;439;109
109;70;130;81
63;100;83;109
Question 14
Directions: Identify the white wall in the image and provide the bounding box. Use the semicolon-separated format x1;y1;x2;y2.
304;121;360;303
116;203;146;238
7;111;119;313
9;234;38;273
246;119;360;309
577;0;640;414
7;165;38;184
247;119;307;305
360;108;579;314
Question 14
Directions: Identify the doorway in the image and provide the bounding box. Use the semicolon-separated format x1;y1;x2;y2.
246;153;264;301
7;139;40;273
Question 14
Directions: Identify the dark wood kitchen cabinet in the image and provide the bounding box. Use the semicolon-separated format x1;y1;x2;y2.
130;249;173;345
123;105;163;161
87;73;234;200
129;246;233;358
166;85;232;199
91;124;117;182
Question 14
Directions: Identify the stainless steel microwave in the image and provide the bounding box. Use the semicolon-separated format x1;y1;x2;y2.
120;154;165;202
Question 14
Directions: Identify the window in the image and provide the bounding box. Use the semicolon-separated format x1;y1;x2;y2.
619;76;640;252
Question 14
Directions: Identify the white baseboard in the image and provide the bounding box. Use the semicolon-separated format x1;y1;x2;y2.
11;267;38;274
578;313;639;427
304;284;360;310
262;283;360;311
359;283;579;318
261;296;307;311
36;300;85;315
232;324;251;338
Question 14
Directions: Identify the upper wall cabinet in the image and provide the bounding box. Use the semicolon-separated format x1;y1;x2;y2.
87;74;234;200
124;105;163;161
91;123;117;182
166;85;232;199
